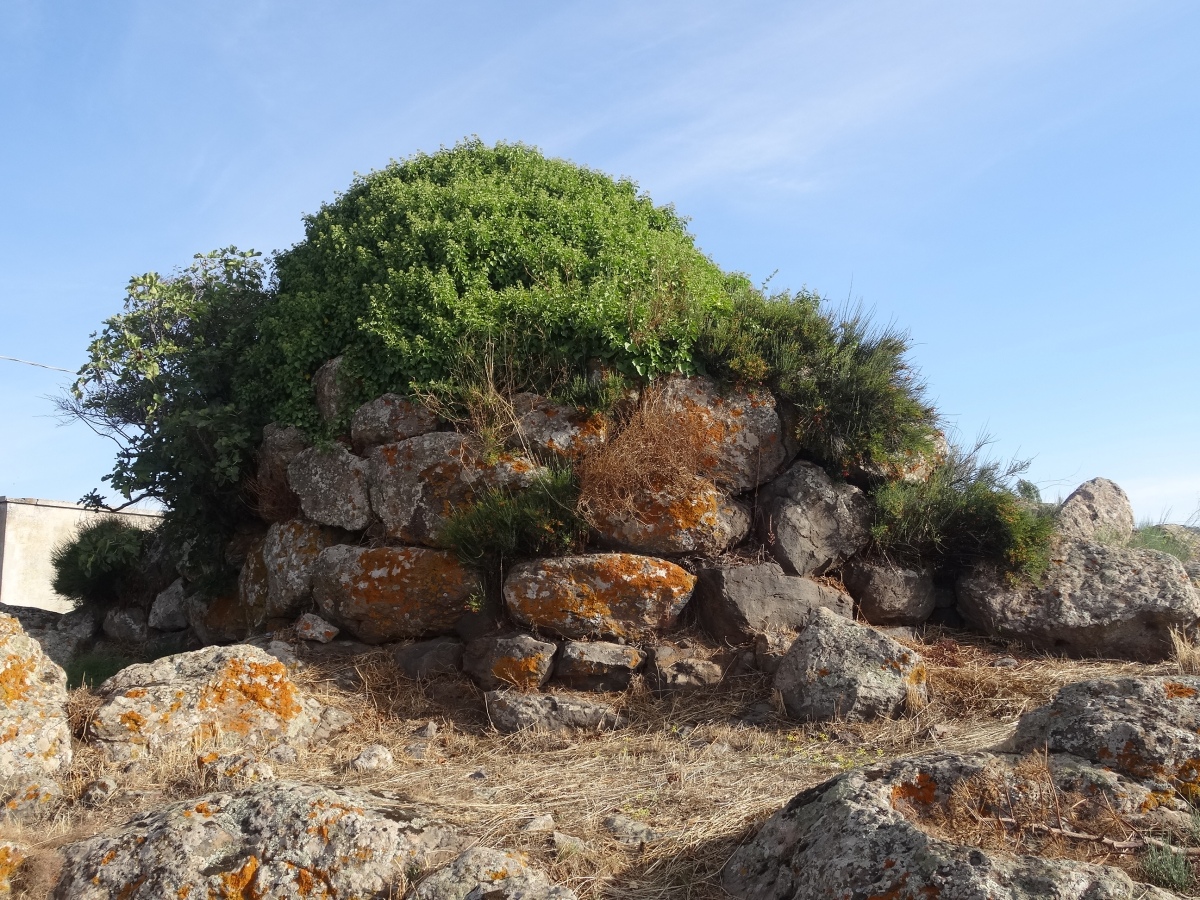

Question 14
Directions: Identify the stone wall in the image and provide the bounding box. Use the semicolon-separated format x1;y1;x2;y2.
0;497;161;612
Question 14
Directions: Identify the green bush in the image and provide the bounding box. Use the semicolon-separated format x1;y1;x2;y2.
869;443;1057;581
1140;840;1194;892
51;518;150;610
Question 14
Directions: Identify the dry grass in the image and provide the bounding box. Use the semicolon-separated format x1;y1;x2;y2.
576;385;714;526
1172;627;1200;675
1;632;1182;899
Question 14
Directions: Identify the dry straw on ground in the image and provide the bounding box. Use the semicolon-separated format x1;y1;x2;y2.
1;630;1191;898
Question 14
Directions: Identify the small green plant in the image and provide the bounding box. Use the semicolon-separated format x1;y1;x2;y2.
1127;522;1194;562
1140;839;1194;892
868;441;1057;581
51;518;150;611
548;371;632;417
440;467;587;585
64;649;137;689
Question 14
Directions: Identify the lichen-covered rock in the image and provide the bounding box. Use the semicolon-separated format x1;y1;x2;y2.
1014;676;1200;800
508;393;608;459
350;392;439;454
368;432;543;546
1;604;100;669
463;632;557;691
0;614;71;780
1;778;62;821
148;579;189;631
553;641;645;691
312;545;482;644
255;423;310;522
774;607;927;722
842;557;936;626
287;445;372;531
658;375;788;493
722;752;1183;900
1057;476;1135;542
186;589;261;645
0;840;26;896
589;484;750;556
102;606;148;644
485;691;627;733
649;643;727;690
197;750;277;790
847;429;949;485
262;519;337;618
755;460;871;576
393;637;465;679
312;355;354;424
694;562;853;644
957;540;1200;661
89;644;324;761
294;612;338;643
415;846;578;900
504;554;695;641
49;780;467;900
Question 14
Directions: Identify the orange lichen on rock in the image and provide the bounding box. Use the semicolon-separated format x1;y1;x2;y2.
1164;681;1197;699
890;772;938;809
0;653;35;704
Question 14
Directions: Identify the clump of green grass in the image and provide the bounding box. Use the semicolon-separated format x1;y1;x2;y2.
548;371;632;417
440;468;587;586
51;518;151;612
1127;522;1195;562
868;441;1057;582
1139;840;1194;892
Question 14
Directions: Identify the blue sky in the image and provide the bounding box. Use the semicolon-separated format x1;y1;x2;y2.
1;1;1197;521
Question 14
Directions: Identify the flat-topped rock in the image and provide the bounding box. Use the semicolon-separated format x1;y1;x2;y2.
694;561;852;644
350;392;438;453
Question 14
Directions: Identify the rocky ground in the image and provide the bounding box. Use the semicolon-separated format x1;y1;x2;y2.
2;623;1194;898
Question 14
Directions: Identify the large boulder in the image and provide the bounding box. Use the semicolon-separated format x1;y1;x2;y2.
552;641;645;691
101;606;148;644
589;483;750;556
957;540;1200;661
148;579;189;631
1057;477;1135;542
254;423;309;522
49;780;467;900
88;644;324;761
186;589;261;645
693;561;853;644
368;432;544;546
658;376;788;492
286;444;372;531
485;691;627;733
463;632;557;691
722;752;1184;900
4;604;100;668
504;554;695;641
755;461;871;576
509;393;608;459
842;557;936;626
414;846;577;900
0;614;72;780
350;392;439;454
261;519;337;618
774;607;927;722
311;545;481;643
1014;676;1200;798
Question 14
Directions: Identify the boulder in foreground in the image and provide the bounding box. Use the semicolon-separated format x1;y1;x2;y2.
0;613;72;780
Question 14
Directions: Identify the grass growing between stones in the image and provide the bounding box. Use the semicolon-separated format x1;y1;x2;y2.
1;632;1188;899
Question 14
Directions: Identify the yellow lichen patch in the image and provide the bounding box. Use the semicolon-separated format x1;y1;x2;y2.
119;710;148;734
1163;681;1197;699
0;652;36;704
212;855;260;900
0;842;26;886
491;654;546;690
890;772;938;808
196;657;303;736
124;688;149;699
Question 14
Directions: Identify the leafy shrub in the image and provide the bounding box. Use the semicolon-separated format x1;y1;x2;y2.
440;468;587;587
51;518;150;610
1139;840;1194;892
695;285;939;474
868;442;1057;581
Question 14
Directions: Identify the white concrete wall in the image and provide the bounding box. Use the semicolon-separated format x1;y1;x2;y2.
0;498;162;613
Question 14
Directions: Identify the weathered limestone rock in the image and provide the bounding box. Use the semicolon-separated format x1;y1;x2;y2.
254;423;310;522
3;604;100;668
658;375;788;492
1057;476;1135;542
1;779;63;822
294;612;338;643
368;432;544;546
842;557;936;626
957;540;1200;661
312;355;354;424
589;484;750;556
509;393;608;459
197;751;276;790
485;691;627;733
415;846;578;900
261;519;337;618
463;632;556;691
148;579;189;631
349;743;394;773
102;606;148;644
694;562;853;644
553;641;645;691
287;444;372;531
0;840;26;895
649;643;726;690
186;589;260;645
49;780;467;900
722;752;1183;900
350;392;439;453
1014;676;1200;798
603;814;658;846
0;614;71;780
312;545;481;643
393;637;464;679
504;554;696;641
774;607;927;722
755;461;871;576
89;644;324;761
